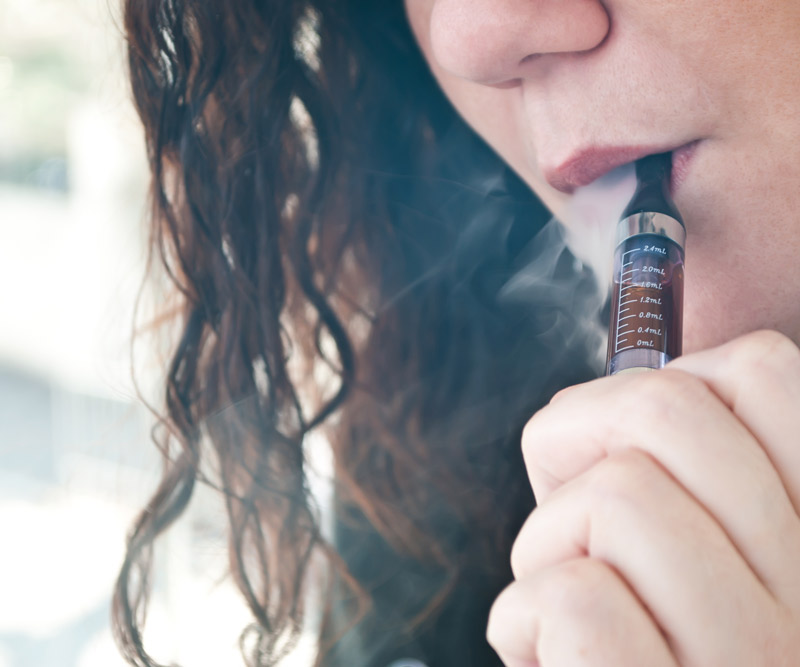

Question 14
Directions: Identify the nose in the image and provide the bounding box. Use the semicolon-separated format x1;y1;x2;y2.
428;0;610;85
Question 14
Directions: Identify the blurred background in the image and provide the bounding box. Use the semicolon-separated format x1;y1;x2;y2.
0;1;308;665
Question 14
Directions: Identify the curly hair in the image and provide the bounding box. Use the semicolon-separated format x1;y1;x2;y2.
112;1;601;665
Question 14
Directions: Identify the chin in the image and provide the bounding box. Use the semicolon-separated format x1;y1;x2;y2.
682;318;740;356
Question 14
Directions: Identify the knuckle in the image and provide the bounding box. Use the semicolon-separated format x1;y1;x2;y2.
623;367;714;425
728;329;800;379
520;413;539;460
509;515;533;578
585;448;661;514
509;537;524;580
520;408;562;497
520;404;555;459
485;586;509;643
486;581;538;654
534;559;607;619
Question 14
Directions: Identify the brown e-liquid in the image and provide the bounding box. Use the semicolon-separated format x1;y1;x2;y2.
606;154;685;375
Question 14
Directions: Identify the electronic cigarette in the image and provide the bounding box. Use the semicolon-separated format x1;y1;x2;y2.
606;153;685;375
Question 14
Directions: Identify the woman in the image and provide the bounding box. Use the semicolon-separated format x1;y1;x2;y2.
114;0;800;665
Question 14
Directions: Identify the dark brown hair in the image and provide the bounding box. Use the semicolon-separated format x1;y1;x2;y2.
113;1;599;665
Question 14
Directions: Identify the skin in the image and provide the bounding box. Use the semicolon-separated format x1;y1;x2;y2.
403;1;800;664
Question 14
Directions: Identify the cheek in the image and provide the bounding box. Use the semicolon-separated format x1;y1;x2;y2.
430;77;574;216
404;0;566;213
441;85;528;168
683;217;800;353
421;74;571;218
679;137;800;352
406;4;524;167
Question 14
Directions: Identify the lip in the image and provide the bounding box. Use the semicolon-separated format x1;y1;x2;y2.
670;141;700;194
544;143;699;194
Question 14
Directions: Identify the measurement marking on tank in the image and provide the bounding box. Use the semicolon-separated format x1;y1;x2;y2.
643;245;667;255
640;312;663;320
615;345;635;352
619;314;637;321
638;327;663;336
640;296;662;304
637;340;656;348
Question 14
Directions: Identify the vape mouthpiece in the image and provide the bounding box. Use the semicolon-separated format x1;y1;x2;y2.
636;151;670;184
620;153;683;224
605;153;686;375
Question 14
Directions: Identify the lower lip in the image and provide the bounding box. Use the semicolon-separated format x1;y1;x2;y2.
670;141;700;195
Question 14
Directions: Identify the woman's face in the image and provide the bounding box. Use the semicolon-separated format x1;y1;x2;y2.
404;0;800;354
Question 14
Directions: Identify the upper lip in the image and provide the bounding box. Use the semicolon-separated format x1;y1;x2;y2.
544;145;678;193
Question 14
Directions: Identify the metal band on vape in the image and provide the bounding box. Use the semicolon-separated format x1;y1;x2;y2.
607;349;668;375
616;212;686;247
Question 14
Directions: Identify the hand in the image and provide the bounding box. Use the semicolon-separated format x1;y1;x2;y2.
487;330;800;666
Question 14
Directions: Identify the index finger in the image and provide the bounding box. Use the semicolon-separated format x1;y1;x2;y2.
668;329;800;513
521;331;800;604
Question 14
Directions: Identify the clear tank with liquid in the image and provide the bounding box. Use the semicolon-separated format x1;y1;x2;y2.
606;153;686;375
